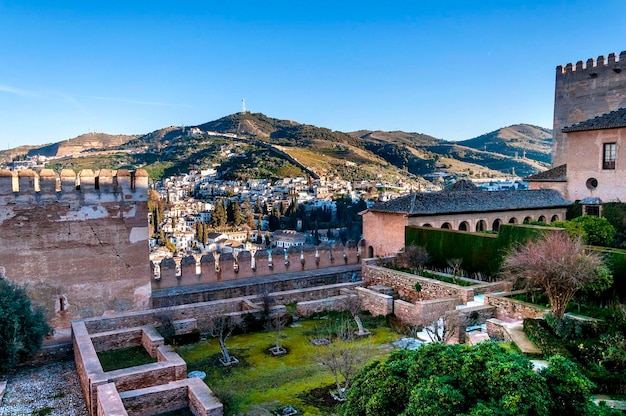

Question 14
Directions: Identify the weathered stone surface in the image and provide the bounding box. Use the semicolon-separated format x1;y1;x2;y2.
0;169;151;342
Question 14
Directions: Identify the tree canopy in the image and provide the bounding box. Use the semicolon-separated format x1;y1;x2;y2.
501;232;605;320
342;342;620;416
0;276;50;373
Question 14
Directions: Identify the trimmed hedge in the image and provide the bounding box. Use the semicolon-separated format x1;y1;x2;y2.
405;224;560;276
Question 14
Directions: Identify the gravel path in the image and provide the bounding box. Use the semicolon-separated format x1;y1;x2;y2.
0;360;88;416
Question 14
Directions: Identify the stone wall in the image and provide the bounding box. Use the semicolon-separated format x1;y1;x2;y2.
484;291;549;321
151;265;361;307
553;51;626;167
355;286;393;317
0;168;151;341
297;294;352;317
152;243;361;290
393;297;463;327
363;264;474;304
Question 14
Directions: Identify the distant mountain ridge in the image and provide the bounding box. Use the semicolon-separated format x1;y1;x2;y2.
1;113;552;182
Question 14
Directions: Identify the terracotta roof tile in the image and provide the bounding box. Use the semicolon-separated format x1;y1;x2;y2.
563;108;626;132
369;186;570;216
525;164;567;182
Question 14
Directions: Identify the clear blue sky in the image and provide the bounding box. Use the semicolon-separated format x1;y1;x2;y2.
1;1;626;148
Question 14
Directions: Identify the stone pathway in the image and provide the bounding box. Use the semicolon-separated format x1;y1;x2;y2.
0;361;88;416
502;321;542;355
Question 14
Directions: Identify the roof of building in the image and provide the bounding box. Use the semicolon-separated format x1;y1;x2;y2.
367;181;571;216
525;164;567;182
562;107;626;132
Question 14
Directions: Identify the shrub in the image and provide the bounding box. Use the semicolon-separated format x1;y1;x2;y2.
0;276;51;373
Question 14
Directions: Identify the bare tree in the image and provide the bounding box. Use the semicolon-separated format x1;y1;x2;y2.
423;311;464;344
446;258;463;282
311;320;371;401
267;310;290;355
396;244;430;273
341;294;370;336
501;232;605;320
206;313;243;366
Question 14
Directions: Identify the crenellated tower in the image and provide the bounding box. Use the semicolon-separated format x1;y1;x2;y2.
0;168;151;341
553;51;626;167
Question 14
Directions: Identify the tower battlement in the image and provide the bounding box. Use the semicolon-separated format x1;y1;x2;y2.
552;50;626;167
556;51;626;78
0;168;149;205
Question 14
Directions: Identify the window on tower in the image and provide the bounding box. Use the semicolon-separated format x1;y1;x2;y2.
603;143;616;170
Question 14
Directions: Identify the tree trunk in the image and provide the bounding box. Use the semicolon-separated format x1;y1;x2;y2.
354;315;366;336
219;338;231;363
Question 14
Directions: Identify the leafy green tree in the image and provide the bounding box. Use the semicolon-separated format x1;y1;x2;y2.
342;342;619;416
571;216;616;247
0;276;51;373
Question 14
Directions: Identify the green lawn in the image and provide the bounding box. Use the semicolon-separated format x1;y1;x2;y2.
97;346;156;372
176;315;402;415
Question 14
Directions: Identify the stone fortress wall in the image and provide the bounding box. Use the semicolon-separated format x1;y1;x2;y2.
0;168;151;341
552;50;626;167
152;242;361;290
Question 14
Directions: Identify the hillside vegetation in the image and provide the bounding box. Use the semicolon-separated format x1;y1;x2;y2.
0;113;552;182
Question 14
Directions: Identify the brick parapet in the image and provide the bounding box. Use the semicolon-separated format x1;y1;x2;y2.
153;244;360;289
0;168;148;204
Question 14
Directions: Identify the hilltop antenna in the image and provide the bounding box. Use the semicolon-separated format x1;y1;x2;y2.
241;98;246;114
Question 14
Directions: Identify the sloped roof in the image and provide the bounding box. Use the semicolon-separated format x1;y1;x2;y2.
525;164;567;182
368;187;570;216
563;107;626;132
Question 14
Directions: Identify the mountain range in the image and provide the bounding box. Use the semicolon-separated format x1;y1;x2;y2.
1;112;552;184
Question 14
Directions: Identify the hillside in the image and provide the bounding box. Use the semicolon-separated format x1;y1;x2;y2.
459;124;552;165
0;113;552;183
21;133;140;158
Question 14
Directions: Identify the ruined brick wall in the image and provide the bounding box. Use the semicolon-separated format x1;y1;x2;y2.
355;286;393;316
553;51;626;167
484;292;549;321
363;264;475;304
0;168;151;341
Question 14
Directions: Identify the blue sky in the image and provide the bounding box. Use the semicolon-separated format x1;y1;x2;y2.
1;1;626;148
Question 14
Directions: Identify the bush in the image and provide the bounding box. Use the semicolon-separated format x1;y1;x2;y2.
0;276;51;373
523;318;571;358
571;216;616;247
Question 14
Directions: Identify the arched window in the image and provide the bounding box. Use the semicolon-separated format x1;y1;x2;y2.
441;222;451;229
551;215;559;222
538;215;546;223
476;220;487;232
459;221;469;231
523;216;532;224
368;246;374;258
422;223;433;227
508;217;517;224
492;219;502;231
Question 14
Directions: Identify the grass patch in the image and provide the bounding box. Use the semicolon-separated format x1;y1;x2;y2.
177;315;401;415
498;341;522;355
97;346;156;372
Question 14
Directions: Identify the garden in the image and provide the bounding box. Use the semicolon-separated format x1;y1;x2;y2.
175;311;400;415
